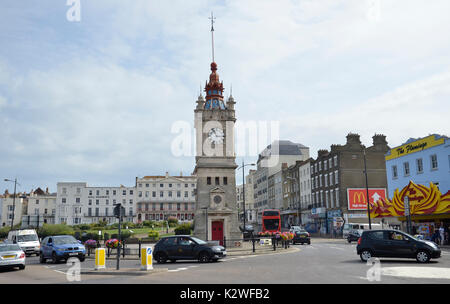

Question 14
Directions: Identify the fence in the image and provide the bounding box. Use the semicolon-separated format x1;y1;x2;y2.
85;235;292;259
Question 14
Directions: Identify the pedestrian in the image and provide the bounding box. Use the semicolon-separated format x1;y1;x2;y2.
439;224;445;246
431;230;440;244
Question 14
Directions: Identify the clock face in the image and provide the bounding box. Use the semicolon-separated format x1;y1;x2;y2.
208;128;224;144
213;195;222;204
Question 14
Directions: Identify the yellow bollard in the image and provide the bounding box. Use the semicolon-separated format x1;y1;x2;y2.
95;248;106;270
141;246;153;270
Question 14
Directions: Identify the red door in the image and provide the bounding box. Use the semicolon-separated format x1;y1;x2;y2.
211;221;224;245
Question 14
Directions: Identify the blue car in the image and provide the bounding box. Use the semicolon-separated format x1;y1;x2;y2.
39;235;86;263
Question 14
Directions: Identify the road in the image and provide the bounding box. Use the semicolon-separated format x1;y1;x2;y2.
1;238;449;284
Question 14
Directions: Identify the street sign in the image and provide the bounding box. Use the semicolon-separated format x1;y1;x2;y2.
404;196;410;216
95;248;106;270
141;247;153;270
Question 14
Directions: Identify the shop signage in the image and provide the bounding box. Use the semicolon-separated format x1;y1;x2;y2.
347;188;387;210
385;135;445;161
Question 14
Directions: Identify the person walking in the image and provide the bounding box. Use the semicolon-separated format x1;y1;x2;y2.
439;224;445;245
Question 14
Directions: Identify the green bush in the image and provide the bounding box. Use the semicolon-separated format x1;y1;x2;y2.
148;230;160;240
38;224;75;239
111;230;132;240
0;227;11;239
174;223;193;235
168;217;178;227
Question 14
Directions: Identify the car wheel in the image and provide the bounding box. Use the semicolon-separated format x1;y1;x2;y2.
52;252;59;264
19;265;25;270
155;252;168;264
198;252;211;263
79;256;85;262
416;250;431;263
360;250;372;262
348;240;351;243
170;259;176;263
39;253;46;264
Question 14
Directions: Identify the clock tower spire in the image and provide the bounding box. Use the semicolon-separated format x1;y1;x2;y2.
193;14;241;245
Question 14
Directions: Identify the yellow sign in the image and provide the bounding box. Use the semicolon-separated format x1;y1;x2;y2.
95;248;106;270
141;247;153;271
385;135;444;161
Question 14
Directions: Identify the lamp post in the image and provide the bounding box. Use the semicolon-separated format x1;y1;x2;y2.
4;178;19;230
362;147;372;230
237;161;255;236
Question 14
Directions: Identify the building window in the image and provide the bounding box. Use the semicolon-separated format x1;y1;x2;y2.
223;177;228;185
96;190;100;196
431;154;438;170
168;191;172;197
122;190;126;195
160;191;164;198
403;162;410;176
184;191;188;198
62;198;66;204
416;158;423;173
215;177;220;185
89;190;92;196
392;165;398;178
177;191;181;198
207;177;211;185
160;203;164;211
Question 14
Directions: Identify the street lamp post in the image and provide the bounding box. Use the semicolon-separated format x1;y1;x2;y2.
237;161;255;236
362;147;372;230
4;178;19;230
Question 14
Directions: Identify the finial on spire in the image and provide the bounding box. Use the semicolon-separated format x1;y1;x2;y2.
209;12;216;63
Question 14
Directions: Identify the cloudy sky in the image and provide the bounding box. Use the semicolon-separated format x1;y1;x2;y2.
1;0;449;193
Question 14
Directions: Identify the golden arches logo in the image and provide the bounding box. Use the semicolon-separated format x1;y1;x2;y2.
353;192;366;204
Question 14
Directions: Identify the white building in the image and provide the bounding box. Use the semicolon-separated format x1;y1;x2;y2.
135;173;196;223
56;182;136;225
299;158;313;224
1;194;26;228
21;188;57;228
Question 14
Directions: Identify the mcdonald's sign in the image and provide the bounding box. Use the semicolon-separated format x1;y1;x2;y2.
347;188;387;211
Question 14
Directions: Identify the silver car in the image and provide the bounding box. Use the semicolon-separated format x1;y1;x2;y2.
0;243;26;270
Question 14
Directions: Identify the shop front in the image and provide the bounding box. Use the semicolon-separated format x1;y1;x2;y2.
371;181;450;244
327;210;343;238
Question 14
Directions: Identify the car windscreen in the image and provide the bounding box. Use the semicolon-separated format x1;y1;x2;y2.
53;236;77;245
263;219;280;230
17;234;38;242
0;244;21;252
190;237;207;245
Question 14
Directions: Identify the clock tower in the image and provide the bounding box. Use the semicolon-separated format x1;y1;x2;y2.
193;23;241;243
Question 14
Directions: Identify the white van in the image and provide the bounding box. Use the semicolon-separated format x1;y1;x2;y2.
343;223;382;238
7;229;40;256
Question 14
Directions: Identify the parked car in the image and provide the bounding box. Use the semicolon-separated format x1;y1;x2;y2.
39;235;86;263
7;229;40;256
292;229;311;245
357;230;441;263
347;230;361;243
153;235;226;263
0;243;26;270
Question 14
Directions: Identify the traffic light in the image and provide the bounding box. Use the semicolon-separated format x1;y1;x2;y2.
113;204;125;218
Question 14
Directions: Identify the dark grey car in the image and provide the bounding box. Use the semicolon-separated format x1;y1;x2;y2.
356;230;441;263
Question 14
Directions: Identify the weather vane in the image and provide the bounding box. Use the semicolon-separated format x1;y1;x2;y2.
209;12;216;62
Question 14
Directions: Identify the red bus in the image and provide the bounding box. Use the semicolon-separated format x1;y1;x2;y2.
261;209;281;233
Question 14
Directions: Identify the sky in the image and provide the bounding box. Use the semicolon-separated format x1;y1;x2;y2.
1;0;449;193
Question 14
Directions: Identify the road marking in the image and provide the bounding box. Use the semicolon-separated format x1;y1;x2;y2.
329;246;345;251
381;267;450;280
